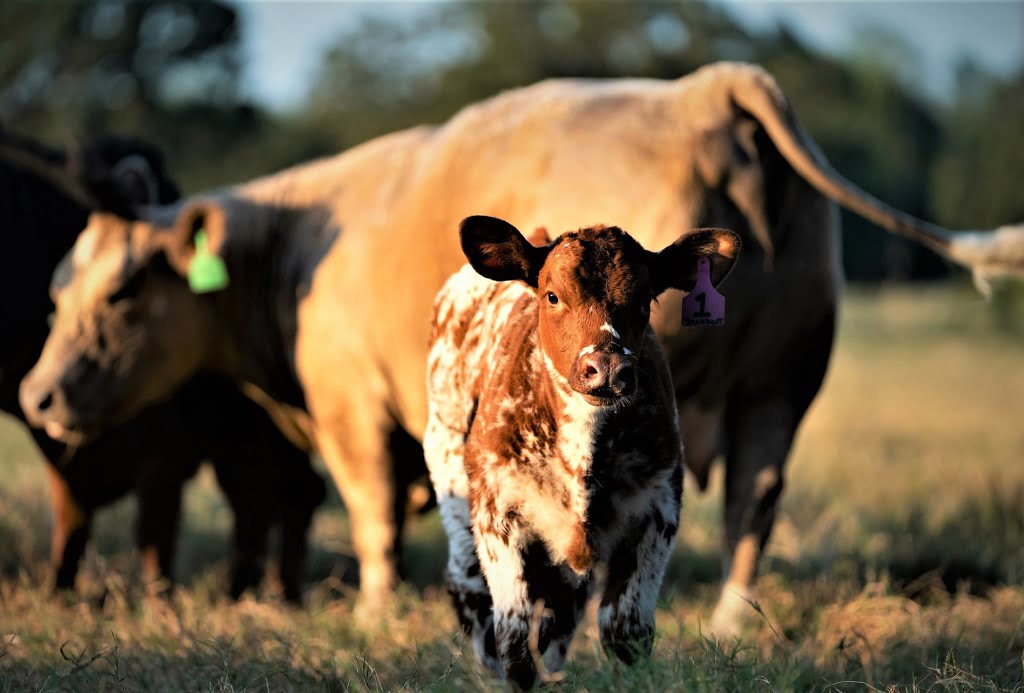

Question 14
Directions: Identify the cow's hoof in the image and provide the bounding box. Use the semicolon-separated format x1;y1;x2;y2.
352;591;393;629
707;583;755;642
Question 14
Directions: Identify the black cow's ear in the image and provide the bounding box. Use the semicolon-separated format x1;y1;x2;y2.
459;215;549;286
111;155;162;206
648;228;741;294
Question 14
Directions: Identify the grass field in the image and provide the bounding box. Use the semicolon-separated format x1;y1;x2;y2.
1;284;1022;691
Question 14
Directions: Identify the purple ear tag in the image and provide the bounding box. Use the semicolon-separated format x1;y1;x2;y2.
681;257;725;327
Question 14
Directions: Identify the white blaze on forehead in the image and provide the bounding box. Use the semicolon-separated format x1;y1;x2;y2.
600;323;620;339
72;228;103;266
578;344;597;358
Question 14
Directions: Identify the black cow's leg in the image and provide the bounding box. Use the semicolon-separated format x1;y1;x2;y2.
135;464;185;593
228;499;271;600
277;459;325;603
46;465;92;592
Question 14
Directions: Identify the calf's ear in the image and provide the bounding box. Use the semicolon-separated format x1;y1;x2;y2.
649;228;741;294
459;215;550;286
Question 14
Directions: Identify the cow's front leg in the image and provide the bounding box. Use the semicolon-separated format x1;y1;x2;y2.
598;510;677;665
277;459;326;603
476;527;535;690
45;465;92;592
423;414;498;672
135;462;187;593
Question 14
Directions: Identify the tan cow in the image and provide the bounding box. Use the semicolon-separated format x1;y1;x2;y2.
20;62;1024;634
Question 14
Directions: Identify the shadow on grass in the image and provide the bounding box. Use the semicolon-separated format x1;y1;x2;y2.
3;474;1023;612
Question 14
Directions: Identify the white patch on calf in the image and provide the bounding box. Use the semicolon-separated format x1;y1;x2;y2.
599;323;620;339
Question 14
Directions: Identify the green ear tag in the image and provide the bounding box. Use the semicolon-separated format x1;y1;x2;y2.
187;230;230;293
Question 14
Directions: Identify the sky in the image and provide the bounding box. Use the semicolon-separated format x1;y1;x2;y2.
237;1;1024;112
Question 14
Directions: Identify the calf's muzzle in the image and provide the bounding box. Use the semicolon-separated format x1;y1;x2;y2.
571;347;637;401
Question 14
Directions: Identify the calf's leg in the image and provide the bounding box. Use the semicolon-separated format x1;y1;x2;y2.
423;414;498;670
476;528;535;690
598;510;678;664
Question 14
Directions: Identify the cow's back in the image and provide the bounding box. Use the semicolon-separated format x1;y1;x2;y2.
244;63;835;442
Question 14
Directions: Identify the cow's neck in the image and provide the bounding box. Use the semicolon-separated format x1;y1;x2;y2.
208;199;319;410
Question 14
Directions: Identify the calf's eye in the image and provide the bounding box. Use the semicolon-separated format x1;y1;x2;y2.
546;292;559;305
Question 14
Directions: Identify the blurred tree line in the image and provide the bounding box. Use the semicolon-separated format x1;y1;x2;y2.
1;0;1021;288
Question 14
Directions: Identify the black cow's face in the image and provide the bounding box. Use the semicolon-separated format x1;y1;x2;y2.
19;205;222;443
0;132;181;405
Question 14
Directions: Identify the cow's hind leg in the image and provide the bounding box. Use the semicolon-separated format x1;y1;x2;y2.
712;396;796;638
423;414;498;672
316;400;403;617
598;508;678;665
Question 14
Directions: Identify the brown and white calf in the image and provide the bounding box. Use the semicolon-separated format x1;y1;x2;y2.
425;216;740;687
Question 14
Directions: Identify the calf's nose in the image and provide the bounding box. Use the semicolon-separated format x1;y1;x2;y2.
574;351;637;397
611;360;636;396
578;352;609;391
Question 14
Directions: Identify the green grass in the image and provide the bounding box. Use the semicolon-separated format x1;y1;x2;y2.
1;283;1023;691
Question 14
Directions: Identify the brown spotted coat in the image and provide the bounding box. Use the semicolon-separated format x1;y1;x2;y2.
425;220;738;687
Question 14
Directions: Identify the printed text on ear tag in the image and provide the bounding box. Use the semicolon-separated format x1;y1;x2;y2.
682;257;725;327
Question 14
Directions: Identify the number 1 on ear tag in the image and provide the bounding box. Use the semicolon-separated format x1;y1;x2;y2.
682;257;725;327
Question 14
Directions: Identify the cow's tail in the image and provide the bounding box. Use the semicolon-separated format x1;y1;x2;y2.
728;65;1024;292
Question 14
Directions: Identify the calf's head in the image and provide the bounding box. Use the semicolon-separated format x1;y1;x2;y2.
19;202;229;442
460;216;740;406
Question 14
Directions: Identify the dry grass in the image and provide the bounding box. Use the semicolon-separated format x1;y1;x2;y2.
1;284;1023;691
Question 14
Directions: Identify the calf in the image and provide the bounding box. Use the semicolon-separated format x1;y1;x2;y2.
425;216;739;687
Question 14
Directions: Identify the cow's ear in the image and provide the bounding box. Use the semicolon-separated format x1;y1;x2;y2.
648;228;741;294
110;155;165;207
164;200;228;277
459;215;550;286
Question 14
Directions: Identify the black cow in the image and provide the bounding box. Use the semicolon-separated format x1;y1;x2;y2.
0;129;325;601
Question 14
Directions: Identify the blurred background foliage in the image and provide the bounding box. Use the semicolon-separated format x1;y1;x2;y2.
1;0;1021;295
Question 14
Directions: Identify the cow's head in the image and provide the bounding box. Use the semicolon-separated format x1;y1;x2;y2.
19;201;228;442
460;216;740;406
